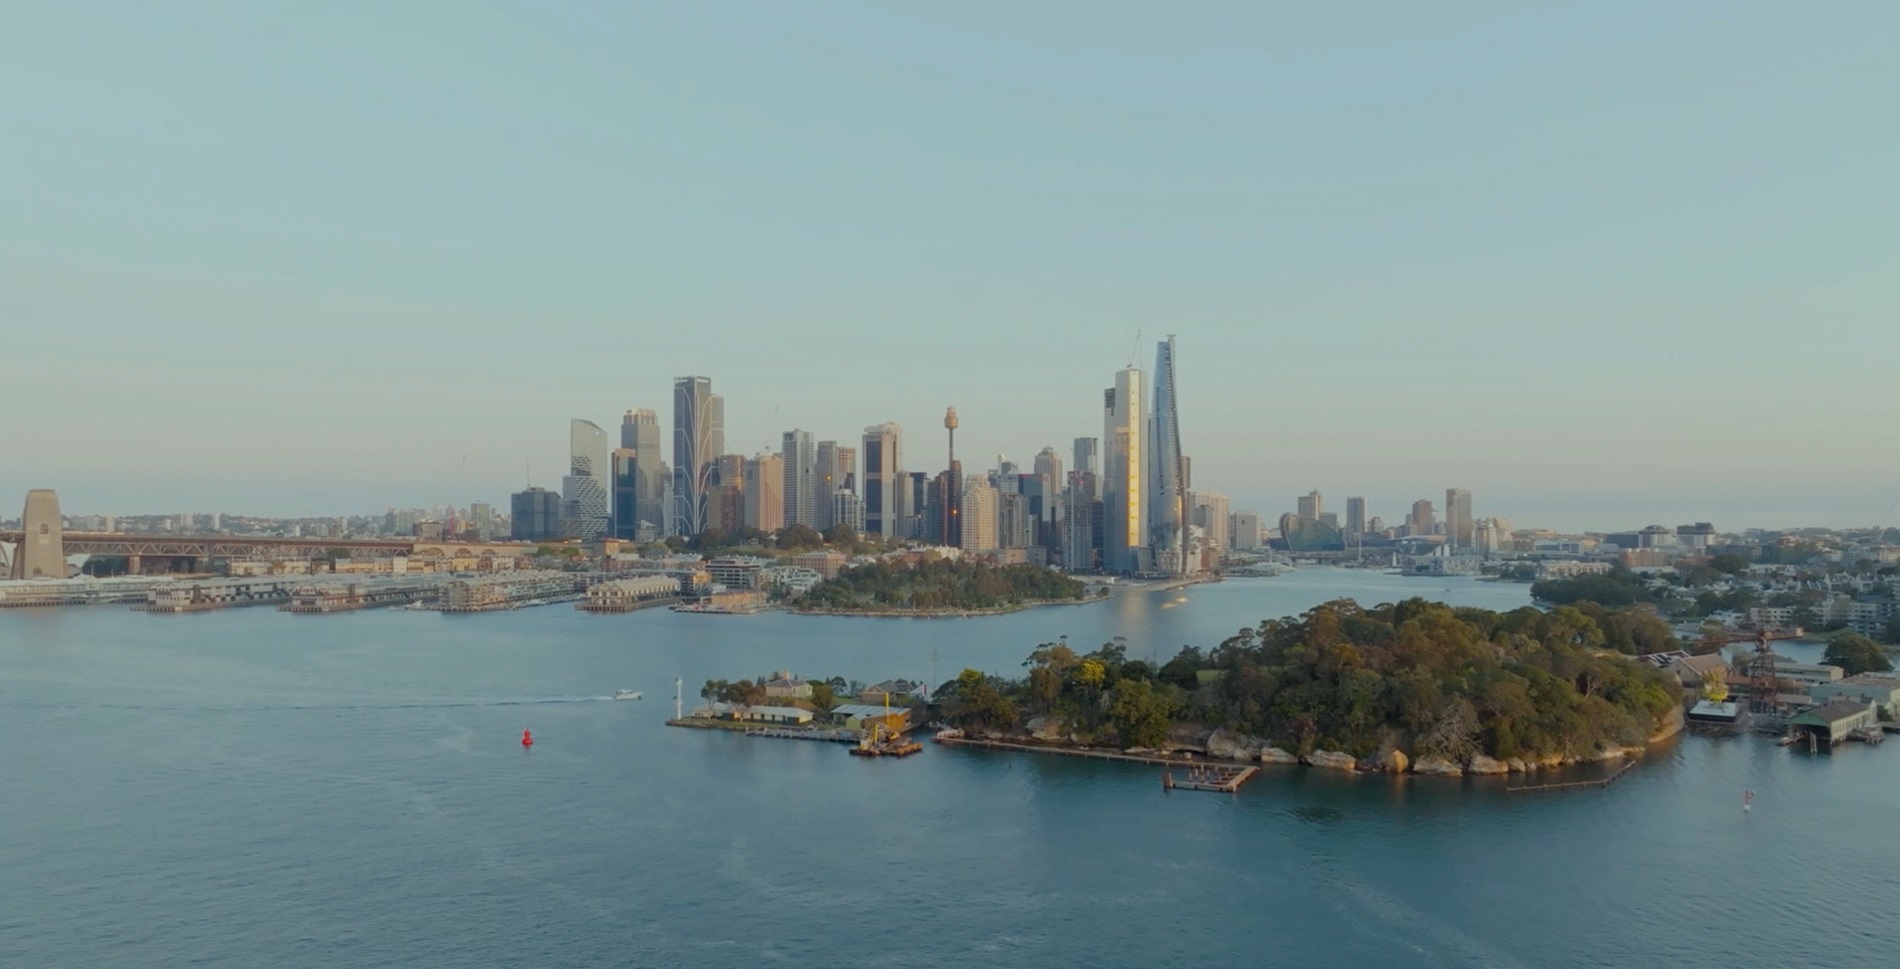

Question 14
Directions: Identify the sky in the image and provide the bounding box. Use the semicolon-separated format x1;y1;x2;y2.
3;1;1896;532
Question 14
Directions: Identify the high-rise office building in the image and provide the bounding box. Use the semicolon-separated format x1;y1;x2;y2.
1346;496;1368;536
1410;500;1436;537
1297;489;1324;521
10;489;64;579
613;408;667;541
560;419;611;540
1445;488;1474;549
1033;446;1063;538
814;441;855;530
510;487;560;541
961;475;999;552
1102;368;1147;573
1231;510;1263;550
1061;484;1100;571
1189;490;1231;553
861;423;903;540
743;452;785;532
829;490;865;534
1072;438;1100;501
1148;336;1190;575
672;376;723;536
707;454;747;534
998;491;1033;549
781;430;817;527
470;502;495;540
905;471;928;539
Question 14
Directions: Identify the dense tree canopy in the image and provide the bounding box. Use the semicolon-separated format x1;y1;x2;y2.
938;598;1681;761
796;558;1087;613
1824;634;1894;676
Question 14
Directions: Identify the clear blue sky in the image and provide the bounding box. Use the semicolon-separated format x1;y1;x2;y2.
4;2;1896;531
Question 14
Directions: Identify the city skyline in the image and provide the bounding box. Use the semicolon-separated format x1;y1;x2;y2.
4;5;1896;530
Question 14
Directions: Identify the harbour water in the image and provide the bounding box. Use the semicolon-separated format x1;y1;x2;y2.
3;569;1895;968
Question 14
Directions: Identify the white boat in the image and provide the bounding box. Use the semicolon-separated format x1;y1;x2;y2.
614;690;643;701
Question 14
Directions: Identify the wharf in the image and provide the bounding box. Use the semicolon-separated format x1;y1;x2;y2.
934;734;1257;792
1505;760;1635;794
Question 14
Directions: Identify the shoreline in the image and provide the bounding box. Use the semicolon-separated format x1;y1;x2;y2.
790;573;1223;619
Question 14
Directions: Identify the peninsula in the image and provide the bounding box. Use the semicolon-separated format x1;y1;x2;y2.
935;598;1686;776
793;558;1101;616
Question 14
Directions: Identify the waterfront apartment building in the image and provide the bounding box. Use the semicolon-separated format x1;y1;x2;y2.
1346;496;1367;537
1102;367;1147;573
861;423;903;540
1231;510;1263;551
560;419;611;540
613;408;667;541
1446;488;1474;550
672;376;724;536
781;430;817;527
510;487;560;541
743;452;785;532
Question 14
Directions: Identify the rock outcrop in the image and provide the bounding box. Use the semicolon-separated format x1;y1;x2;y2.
1305;750;1357;771
1026;717;1065;742
1466;754;1510;775
1259;747;1298;765
1205;727;1266;762
1412;754;1464;776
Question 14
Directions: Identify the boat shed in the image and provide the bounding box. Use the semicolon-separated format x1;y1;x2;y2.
1787;699;1877;748
832;704;911;736
1809;674;1900;712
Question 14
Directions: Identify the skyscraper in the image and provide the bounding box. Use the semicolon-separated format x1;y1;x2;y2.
1061;483;1099;571
961;475;999;552
938;407;963;547
814;441;854;531
744;452;785;532
10;489;64;579
1445;488;1474;550
613;408;667;541
1410;499;1437;537
1072;437;1100;500
1231;510;1263;550
781;430;817;527
708;454;747;533
560;419;610;540
1033;446;1063;540
861;423;903;540
1189;490;1231;554
1346;496;1368;536
510;487;560;542
672;376;723;536
829;490;865;534
1102;368;1147;573
1148;336;1190;575
998;491;1033;549
1297;489;1324;521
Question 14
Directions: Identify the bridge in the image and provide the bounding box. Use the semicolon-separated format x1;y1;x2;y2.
0;531;539;574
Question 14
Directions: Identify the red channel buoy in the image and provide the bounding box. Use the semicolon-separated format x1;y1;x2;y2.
521;728;534;747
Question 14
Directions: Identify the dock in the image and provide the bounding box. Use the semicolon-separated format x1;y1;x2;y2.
934;734;1257;792
1505;759;1635;794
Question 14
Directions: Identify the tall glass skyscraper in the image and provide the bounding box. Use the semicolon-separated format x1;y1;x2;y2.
1102;367;1147;573
781;429;817;527
673;376;724;536
613;408;667;541
861;423;903;539
1148;336;1190;575
560;419;610;540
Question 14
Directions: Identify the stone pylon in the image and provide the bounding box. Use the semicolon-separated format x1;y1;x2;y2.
11;489;66;579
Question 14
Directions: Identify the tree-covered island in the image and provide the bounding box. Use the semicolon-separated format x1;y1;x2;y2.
936;598;1685;776
794;557;1101;615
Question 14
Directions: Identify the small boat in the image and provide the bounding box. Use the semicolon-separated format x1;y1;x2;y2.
613;689;643;701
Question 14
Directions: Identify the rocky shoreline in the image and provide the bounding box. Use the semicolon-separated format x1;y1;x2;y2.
981;707;1686;779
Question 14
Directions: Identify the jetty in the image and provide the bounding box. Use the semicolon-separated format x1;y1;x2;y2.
1504;759;1636;794
934;734;1258;793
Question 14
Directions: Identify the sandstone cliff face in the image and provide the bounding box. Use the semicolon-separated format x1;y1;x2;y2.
1466;754;1510;775
1205;728;1266;762
1259;747;1298;764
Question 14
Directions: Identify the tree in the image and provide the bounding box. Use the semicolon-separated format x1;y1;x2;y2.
822;523;858;546
1109;678;1173;748
1708;553;1750;576
1824;634;1894;676
809;681;838;714
720;679;766;712
777;524;823;550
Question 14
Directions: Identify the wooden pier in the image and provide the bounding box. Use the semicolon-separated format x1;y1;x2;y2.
1504;759;1635;794
934;734;1258;793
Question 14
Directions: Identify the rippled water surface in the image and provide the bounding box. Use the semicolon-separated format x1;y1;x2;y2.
4;569;1895;967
